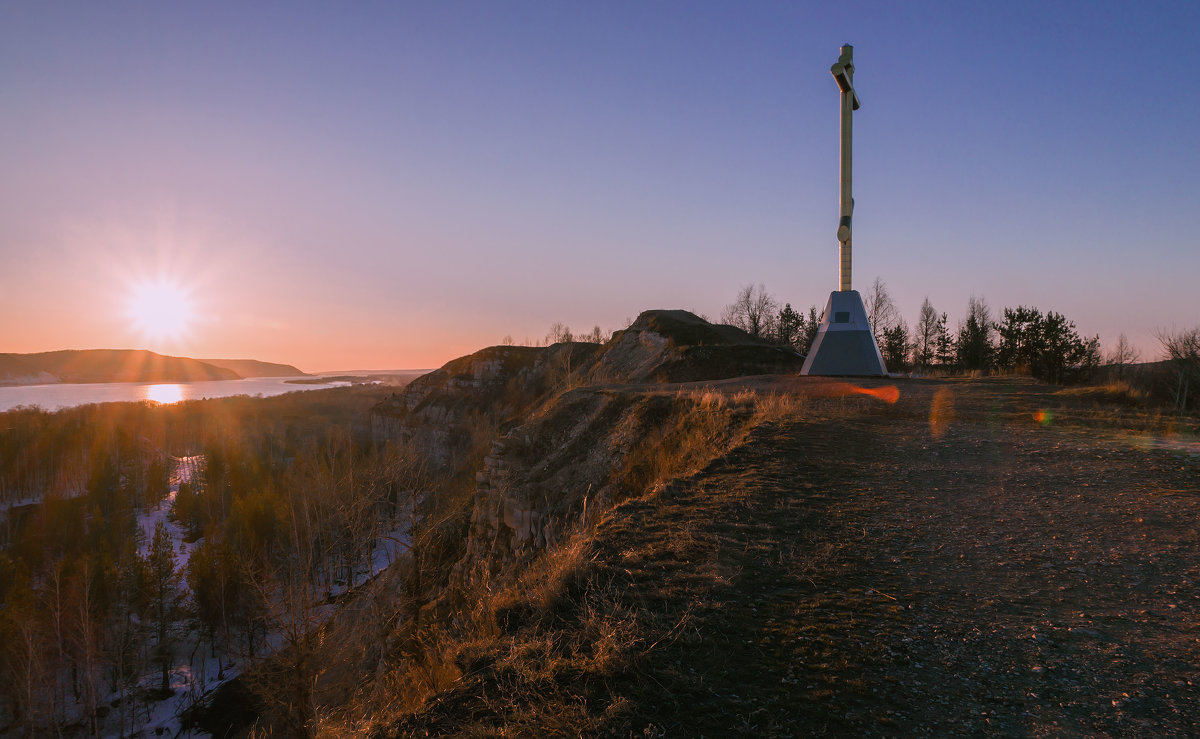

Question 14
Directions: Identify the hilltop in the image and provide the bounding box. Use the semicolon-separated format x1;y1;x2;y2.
0;349;303;385
177;310;1199;736
380;376;1199;736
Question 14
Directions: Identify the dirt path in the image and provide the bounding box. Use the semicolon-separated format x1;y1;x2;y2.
590;378;1200;736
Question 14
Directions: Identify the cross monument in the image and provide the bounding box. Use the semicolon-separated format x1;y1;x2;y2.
800;44;888;377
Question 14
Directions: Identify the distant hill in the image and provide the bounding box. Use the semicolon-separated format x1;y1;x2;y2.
199;358;307;378
2;350;240;384
0;353;58;385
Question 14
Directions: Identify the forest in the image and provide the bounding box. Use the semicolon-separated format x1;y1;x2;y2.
0;385;416;736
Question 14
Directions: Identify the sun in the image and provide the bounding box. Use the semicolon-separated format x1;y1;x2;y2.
126;279;194;343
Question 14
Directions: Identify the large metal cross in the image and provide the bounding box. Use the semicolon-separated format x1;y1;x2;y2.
831;44;860;292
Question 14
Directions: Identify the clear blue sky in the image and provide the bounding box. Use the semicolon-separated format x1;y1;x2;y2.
2;1;1197;370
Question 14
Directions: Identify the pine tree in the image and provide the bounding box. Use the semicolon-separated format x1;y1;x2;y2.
776;303;803;348
882;321;911;372
956;297;994;371
935;312;953;367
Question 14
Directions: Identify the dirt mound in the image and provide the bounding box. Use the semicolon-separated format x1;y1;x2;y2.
594;310;803;383
622;309;766;347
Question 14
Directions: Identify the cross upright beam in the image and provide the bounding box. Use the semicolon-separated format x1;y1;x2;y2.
800;43;887;377
831;44;859;292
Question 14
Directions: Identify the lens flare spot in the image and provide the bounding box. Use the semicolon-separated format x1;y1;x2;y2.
1034;409;1053;425
823;380;900;404
856;385;900;404
930;387;955;438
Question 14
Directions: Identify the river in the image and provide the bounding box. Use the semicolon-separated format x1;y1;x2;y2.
0;376;351;413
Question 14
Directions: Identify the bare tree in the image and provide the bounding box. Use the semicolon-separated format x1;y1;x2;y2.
1156;327;1200;411
1107;334;1141;379
69;562;102;739
865;277;900;346
721;283;778;339
545;322;573;344
915;297;938;370
578;325;609;344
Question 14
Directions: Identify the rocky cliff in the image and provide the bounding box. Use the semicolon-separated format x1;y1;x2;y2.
370;310;801;593
370;310;799;467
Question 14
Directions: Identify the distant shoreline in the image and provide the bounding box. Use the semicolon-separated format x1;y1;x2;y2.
0;376;357;414
0;375;314;388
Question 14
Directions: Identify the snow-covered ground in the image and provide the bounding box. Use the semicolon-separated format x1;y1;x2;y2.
137;455;202;567
128;455;213;737
3;452;409;738
117;455;408;738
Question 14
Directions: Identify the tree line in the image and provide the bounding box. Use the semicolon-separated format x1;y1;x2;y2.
721;281;1200;409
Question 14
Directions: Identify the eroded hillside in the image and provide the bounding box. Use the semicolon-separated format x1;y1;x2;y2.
225;312;1198;737
379;377;1200;737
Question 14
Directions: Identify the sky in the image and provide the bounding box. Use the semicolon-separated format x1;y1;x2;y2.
2;1;1198;372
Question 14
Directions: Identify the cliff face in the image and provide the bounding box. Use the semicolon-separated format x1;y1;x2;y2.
455;388;641;585
370;310;801;590
370;310;799;464
450;385;744;591
370;343;601;469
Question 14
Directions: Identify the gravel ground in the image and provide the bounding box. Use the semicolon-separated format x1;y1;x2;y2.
587;377;1200;737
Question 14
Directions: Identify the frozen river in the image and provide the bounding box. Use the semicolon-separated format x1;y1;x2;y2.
0;376;349;412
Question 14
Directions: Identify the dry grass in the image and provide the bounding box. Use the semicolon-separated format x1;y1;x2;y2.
307;375;1200;737
325;386;806;736
1054;379;1150;407
750;389;807;422
618;390;739;494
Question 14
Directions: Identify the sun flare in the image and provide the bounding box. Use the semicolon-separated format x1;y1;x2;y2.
127;279;193;343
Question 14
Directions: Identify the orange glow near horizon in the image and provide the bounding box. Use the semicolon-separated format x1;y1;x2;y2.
126;279;194;345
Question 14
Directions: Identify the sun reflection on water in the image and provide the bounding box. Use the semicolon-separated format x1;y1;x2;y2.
145;384;185;404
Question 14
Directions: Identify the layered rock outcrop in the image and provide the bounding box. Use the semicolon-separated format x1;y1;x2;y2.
370;310;801;587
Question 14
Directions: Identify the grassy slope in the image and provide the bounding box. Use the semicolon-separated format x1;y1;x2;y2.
385;377;1200;737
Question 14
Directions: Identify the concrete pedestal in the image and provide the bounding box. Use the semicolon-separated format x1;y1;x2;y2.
800;290;888;376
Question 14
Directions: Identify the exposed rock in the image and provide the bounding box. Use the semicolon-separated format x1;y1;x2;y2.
371;310;800;464
369;311;801;590
593;309;803;383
